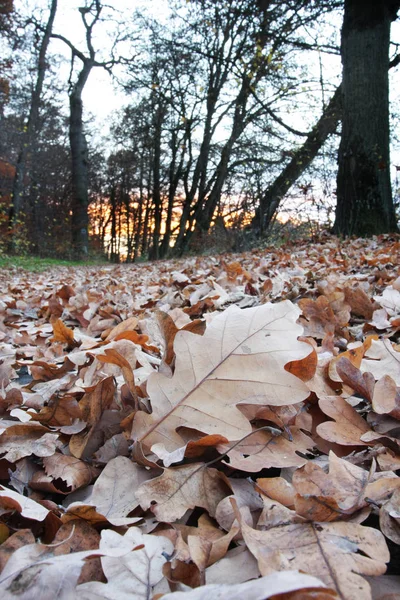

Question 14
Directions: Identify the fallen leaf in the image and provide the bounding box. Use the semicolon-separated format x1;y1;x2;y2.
51;318;78;347
64;456;150;526
132;302;312;451
316;396;371;446
0;485;49;521
136;463;229;522
160;570;334;600
218;427;314;471
235;502;389;600
76;528;173;600
0;423;59;462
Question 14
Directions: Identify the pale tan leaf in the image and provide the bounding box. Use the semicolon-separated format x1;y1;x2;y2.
65;456;151;526
132;302;312;451
0;423;59;462
215;478;263;532
0;485;49;521
136;463;229;522
161;570;333;600
361;339;400;385
256;476;296;508
42;454;98;493
217;427;314;471
317;396;370;446
236;504;389;600
0;535;139;600
76;528;173;600
372;375;397;414
205;546;260;585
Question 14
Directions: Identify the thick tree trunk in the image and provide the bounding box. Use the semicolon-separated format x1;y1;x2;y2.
333;0;399;236
8;0;57;252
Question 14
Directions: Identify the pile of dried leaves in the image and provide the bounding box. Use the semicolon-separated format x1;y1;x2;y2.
0;233;400;600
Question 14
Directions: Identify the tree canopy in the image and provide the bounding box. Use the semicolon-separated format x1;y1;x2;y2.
0;0;399;260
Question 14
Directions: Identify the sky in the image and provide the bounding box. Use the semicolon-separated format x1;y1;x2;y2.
11;0;400;198
51;0;171;129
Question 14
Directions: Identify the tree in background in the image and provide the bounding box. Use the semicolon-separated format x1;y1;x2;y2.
334;0;399;235
114;0;342;259
51;0;110;259
1;0;399;261
8;0;57;253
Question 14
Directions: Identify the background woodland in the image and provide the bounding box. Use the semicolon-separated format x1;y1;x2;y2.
0;0;399;260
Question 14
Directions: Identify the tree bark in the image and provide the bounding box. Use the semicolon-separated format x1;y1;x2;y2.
69;63;92;258
333;0;399;235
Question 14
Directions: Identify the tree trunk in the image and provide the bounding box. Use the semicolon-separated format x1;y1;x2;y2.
254;85;342;232
333;0;399;236
149;103;164;261
8;0;57;252
69;63;92;259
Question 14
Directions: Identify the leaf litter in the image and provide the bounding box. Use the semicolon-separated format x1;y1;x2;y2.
0;233;400;599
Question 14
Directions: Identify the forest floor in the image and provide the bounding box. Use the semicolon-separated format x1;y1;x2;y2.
0;233;400;600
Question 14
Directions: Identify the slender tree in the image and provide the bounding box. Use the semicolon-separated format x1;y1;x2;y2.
8;0;57;252
51;0;128;258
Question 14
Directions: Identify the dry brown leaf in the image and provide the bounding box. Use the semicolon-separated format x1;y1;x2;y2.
38;454;98;494
235;502;389;600
285;342;318;382
0;529;35;574
132;302;312;451
51;318;78;347
0;423;59;462
380;488;400;545
156;310;206;366
52;520;103;585
292;452;390;522
64;456;150;526
335;357;375;399
317;396;371;446
136;463;229;522
96;348;138;405
344;286;377;319
217;427;314;471
69;376;116;459
329;346;367;383
104;316;139;341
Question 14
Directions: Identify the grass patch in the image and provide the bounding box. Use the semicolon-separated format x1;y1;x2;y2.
0;255;106;271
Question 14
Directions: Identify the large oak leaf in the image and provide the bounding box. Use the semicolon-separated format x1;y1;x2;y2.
236;504;389;600
132;302;312;451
